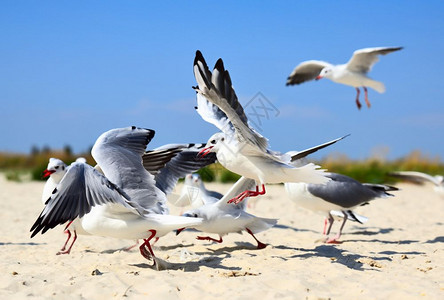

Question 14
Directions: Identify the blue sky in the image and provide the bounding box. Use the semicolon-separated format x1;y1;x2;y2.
1;1;443;160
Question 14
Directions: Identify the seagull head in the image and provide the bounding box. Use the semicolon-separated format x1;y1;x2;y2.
42;158;67;180
317;67;333;80
198;132;226;157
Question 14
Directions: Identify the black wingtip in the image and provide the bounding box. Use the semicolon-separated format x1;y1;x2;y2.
214;58;225;72
194;50;205;66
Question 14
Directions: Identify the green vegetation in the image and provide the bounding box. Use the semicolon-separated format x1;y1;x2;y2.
1;148;443;184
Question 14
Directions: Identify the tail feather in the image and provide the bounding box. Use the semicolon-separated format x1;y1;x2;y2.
247;217;278;234
362;183;399;196
286;163;330;185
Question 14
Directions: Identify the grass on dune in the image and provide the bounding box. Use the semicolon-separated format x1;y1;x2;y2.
1;149;442;184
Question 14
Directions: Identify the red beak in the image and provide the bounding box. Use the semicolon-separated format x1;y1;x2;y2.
315;75;322;81
197;146;213;158
42;169;55;179
176;227;185;235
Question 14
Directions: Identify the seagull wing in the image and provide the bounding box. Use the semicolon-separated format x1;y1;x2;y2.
144;143;217;195
217;176;257;210
92;126;168;214
285;134;350;162
346;47;403;73
30;162;141;237
193;50;268;152
286;60;333;85
388;171;441;186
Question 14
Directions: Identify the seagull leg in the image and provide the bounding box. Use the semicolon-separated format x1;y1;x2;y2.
326;213;347;244
363;87;371;108
196;235;223;243
322;218;328;235
60;229;72;252
355;88;362;110
122;240;139;252
228;184;266;204
246;228;267;249
57;220;75;255
139;230;157;266
57;230;77;255
325;213;334;236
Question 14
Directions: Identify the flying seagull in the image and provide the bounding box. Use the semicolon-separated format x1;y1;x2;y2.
286;47;403;109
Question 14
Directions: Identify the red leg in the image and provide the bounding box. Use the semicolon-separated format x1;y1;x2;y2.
139;230;157;266
228;184;266;204
246;228;267;249
196;235;223;243
363;87;371;108
60;229;72;251
123;240;139;252
355;88;362;110
322;218;328;235
57;230;77;255
58;220;74;253
326;213;347;244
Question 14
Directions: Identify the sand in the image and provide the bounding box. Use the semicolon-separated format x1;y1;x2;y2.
0;174;442;299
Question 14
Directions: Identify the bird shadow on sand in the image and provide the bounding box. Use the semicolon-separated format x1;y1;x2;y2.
346;227;400;236
129;255;240;272
288;245;390;271
341;239;419;245
424;236;444;244
1;242;46;246
193;242;267;256
273;224;318;233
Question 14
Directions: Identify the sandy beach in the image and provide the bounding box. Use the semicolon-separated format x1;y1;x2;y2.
0;174;442;299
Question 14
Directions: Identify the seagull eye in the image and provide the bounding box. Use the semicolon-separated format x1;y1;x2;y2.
55;166;59;169
193;213;198;218
210;140;216;144
62;166;65;171
221;137;225;142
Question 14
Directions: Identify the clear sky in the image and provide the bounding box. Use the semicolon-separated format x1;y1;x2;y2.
1;1;443;160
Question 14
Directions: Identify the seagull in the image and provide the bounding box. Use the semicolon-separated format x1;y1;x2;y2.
39;144;216;257
30;126;205;269
168;173;222;208
286;47;403;109
176;176;278;249
193;50;338;204
41;157;90;255
285;172;398;243
388;171;444;196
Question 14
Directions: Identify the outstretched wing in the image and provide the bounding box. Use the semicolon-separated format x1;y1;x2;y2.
92;126;168;214
346;47;403;73
143;143;217;195
30;162;142;237
193;50;268;152
388;171;442;186
284;134;349;162
286;60;333;85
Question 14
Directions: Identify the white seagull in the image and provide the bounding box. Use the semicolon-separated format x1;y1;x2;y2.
168;173;222;208
388;171;444;196
177;176;278;249
41;157;90;255
193;50;337;204
286;47;403;109
31;126;205;268
285;172;398;243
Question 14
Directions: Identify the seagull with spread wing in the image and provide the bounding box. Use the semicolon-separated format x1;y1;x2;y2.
286;47;403;109
193;50;347;204
31;126;206;269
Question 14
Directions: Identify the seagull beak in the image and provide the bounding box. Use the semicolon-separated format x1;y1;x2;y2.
176;228;185;235
42;169;55;179
197;146;214;158
315;75;322;81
